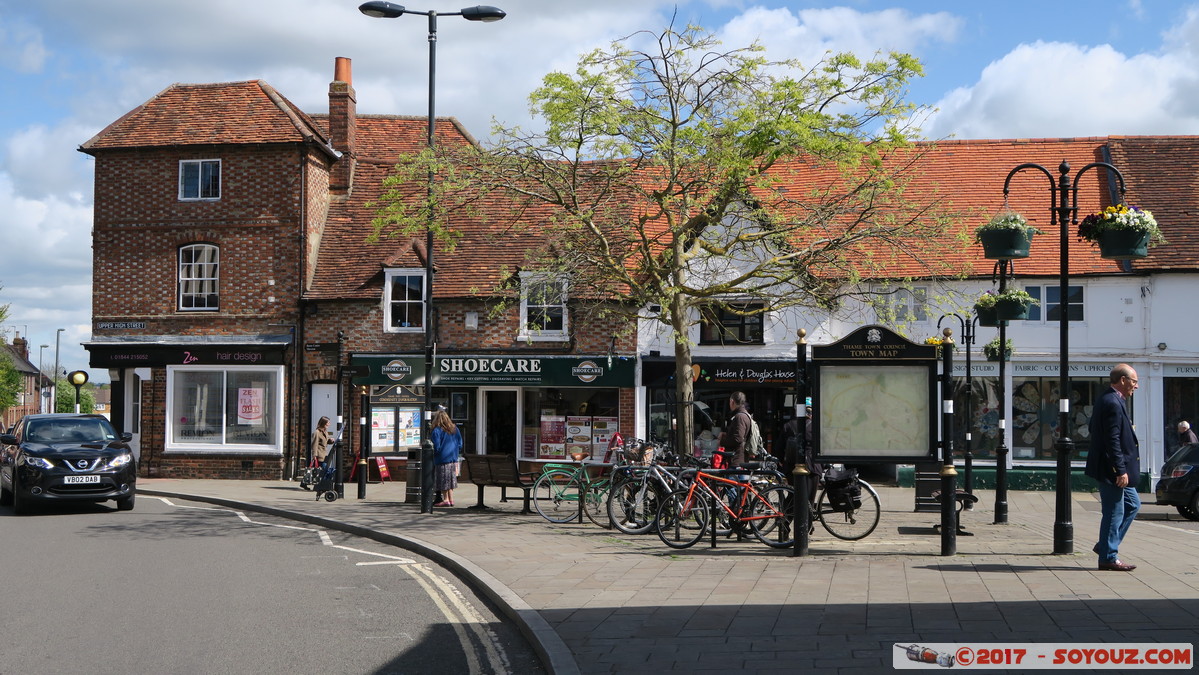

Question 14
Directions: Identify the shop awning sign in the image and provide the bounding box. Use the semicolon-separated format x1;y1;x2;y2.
350;354;635;387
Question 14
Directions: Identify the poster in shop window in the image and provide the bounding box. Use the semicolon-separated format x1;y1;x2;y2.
237;388;264;426
566;416;592;458
591;416;618;459
539;414;566;459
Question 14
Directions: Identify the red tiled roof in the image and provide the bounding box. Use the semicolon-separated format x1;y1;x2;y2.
306;115;549;301
80;81;331;152
309;133;1199;302
1107;136;1199;271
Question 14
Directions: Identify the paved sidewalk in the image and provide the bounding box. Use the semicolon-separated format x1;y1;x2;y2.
139;478;1199;674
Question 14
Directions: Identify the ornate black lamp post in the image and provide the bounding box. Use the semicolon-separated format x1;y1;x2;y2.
1003;160;1126;554
360;1;506;514
938;312;978;501
992;259;1012;524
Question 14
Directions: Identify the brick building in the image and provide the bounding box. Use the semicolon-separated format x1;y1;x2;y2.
2;334;43;430
82;58;637;479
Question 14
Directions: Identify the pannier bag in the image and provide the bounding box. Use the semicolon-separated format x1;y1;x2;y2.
823;467;862;512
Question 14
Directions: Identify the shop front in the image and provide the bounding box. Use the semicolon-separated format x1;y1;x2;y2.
641;356;799;458
350;354;636;466
85;335;294;478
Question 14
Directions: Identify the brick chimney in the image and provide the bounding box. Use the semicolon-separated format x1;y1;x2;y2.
12;333;28;360
329;56;356;194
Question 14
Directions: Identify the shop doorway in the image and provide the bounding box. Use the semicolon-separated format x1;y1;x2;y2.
479;387;520;455
122;369;145;463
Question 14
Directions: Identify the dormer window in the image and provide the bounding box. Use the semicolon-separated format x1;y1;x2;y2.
384;269;426;333
519;273;568;341
179;159;221;200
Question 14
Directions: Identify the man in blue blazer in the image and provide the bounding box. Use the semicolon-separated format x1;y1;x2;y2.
1084;364;1141;572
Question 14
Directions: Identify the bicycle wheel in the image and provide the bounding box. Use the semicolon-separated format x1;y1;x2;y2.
748;485;795;548
655;488;709;549
816;479;881;540
533;469;582;523
607;474;663;535
582;477;611;528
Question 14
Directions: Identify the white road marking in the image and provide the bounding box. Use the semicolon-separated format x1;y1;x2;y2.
152;496;508;672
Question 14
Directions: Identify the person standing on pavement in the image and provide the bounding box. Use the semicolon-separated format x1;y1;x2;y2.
1085;364;1141;572
310;416;333;469
1179;420;1197;446
431;410;463;507
718;391;752;468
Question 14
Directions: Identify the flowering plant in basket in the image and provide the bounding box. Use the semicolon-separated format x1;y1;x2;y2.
1077;205;1165;247
975;211;1042;239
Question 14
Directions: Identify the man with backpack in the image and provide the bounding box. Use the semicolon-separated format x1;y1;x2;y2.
719;391;760;468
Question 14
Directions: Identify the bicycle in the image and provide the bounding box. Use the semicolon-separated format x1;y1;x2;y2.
654;467;795;549
809;466;881;541
606;443;700;535
531;451;621;526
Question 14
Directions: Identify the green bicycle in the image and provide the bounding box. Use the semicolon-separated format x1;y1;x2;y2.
531;456;613;526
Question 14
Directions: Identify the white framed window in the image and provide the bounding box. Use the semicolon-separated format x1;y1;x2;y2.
1024;285;1084;322
179;243;219;311
872;285;928;324
179;159;221;200
165;365;284;455
519;273;569;341
384;269;425;333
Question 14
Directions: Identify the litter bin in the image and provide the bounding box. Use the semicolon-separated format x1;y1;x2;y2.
405;446;422;504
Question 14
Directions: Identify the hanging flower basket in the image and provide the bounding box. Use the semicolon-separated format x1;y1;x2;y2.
1096;228;1152;260
976;211;1040;260
983;337;1014;362
974;304;1003;327
994;297;1032;321
1077;204;1164;260
974;288;1035;323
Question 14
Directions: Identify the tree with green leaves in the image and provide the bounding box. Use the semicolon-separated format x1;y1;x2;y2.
0;348;21;414
55;377;96;414
371;23;963;448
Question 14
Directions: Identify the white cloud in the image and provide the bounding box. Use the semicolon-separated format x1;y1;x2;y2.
0;17;47;74
718;6;961;67
925;39;1199;139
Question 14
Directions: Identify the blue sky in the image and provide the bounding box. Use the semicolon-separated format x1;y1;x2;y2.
2;0;1198;383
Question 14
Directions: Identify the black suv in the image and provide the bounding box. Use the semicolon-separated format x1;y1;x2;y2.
1155;442;1199;521
0;414;136;514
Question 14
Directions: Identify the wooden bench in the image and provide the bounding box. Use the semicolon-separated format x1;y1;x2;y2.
931;489;980;536
462;454;537;513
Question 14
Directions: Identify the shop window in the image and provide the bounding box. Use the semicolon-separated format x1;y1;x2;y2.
949;375;1002;460
699;303;764;345
384;269;425;333
179;159;220;200
519;273;568;341
1164;376;1199;457
1024;285;1084;322
166;366;282;453
1010;376;1109;461
178;243;219;311
520;388;618;460
872;285;927;324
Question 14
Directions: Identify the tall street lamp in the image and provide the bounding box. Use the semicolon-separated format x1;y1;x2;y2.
1003;160;1126;555
992;259;1012;525
53;328;64;414
37;344;49;413
359;1;506;514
